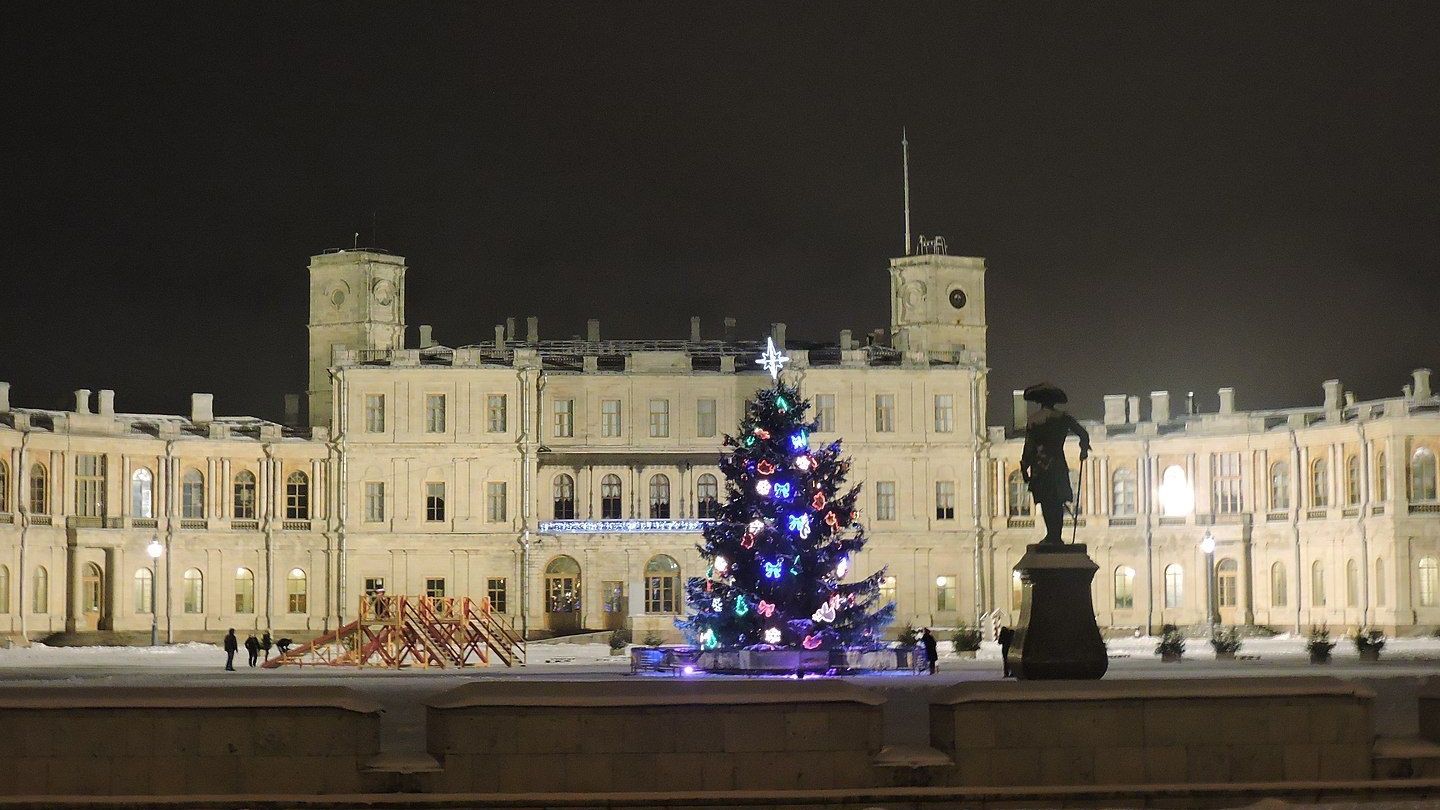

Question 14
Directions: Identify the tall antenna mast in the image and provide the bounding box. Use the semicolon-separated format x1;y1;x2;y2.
902;127;912;256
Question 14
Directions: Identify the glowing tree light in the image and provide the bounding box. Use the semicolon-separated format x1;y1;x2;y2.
678;376;894;650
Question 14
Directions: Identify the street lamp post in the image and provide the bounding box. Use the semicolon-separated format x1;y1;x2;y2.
146;536;163;647
1200;529;1217;631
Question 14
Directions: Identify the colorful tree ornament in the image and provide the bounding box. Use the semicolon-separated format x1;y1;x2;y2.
801;634;823;650
790;431;809;451
772;481;792;499
763;559;783;579
756;460;776;475
812;491;826;510
764;627;783;645
757;600;775;617
734;595;750;616
754;479;772;497
795;454;812;471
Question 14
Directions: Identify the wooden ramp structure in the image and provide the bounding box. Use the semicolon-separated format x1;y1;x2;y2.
264;595;525;669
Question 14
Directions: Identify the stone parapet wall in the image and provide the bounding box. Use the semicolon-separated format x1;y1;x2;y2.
930;677;1373;787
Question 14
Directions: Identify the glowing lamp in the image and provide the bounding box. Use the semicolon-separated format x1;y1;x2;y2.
763;627;782;644
1157;465;1194;516
1200;530;1216;555
755;479;772;497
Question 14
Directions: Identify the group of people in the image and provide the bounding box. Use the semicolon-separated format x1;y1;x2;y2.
917;625;1018;677
221;629;292;671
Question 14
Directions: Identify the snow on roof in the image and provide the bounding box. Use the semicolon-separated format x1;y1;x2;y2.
427;679;885;709
0;686;383;713
932;676;1374;705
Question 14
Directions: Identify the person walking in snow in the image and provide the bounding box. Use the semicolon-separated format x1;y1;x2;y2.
998;625;1016;678
260;631;272;661
223;629;238;671
244;634;260;668
921;627;939;675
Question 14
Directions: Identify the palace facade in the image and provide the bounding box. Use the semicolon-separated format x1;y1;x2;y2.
1;247;1436;643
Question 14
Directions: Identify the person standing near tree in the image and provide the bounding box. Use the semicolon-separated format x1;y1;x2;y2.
1020;383;1091;546
921;627;939;675
222;629;238;671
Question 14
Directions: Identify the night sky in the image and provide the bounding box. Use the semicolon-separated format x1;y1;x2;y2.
3;4;1436;423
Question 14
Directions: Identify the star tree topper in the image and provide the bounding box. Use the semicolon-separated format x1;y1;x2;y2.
756;336;790;381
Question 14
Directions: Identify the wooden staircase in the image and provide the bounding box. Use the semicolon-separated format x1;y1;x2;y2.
263;595;525;669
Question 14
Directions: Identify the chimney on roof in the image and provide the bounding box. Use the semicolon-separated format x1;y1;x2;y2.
840;329;852;350
690;316;701;343
1012;390;1027;431
1413;368;1433;400
1323;379;1342;412
283;394;301;426
505;317;516;341
1344;391;1356;408
1150;391;1171;423
586;319;600;342
772;322;786;349
1103;394;1126;425
74;389;91;415
723;317;736;341
418;325;434;348
1127;395;1140;424
526;316;538;344
1186;391;1196;415
191;393;214;424
1218;387;1235;415
0;382;8;413
97;389;115;416
494;324;505;346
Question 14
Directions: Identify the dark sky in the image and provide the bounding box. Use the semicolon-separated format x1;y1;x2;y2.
3;4;1437;423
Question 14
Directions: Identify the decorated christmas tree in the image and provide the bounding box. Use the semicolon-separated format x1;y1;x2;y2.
679;339;894;650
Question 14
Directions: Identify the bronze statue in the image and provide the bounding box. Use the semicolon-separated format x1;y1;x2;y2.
1020;383;1091;546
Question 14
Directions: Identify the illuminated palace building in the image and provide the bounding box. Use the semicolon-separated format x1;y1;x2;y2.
0;245;1437;643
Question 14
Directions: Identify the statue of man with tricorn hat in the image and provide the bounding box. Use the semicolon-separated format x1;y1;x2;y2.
1020;383;1092;546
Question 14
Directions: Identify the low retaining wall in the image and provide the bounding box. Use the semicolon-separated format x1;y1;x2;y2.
425;679;884;793
1420;676;1440;744
930;676;1374;787
0;687;382;796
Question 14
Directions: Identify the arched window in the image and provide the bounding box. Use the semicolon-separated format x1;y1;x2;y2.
696;474;719;519
644;554;680;613
1111;468;1136;516
1310;458;1329;508
1007;470;1031;516
1158;466;1192;516
648;474;671;519
601;474;622;519
1217;558;1238;607
1163;564;1183;609
287;568;307;614
1410;448;1438;502
1345;559;1359;608
134;568;152;613
1113;566;1135;609
1376;557;1387;607
1270;462;1290;510
285;471;310;519
1311;560;1326;607
130;468;153;518
551;474;575;519
545;556;581;613
1346;456;1362;506
1271;562;1287;607
1419;557;1438;607
181;469;205;519
183;568;204;614
1377;453;1388;501
32;566;47;613
234;567;255;613
0;460;8;513
0;565;9;613
233;471;257;519
29;464;48;514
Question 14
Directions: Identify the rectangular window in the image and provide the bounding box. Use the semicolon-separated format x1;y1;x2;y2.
486;482;507;522
649;399;670;438
934;394;954;433
425;482;446;522
876;481;897;521
879;576;897;610
1114;567;1135;609
935;575;956;611
235;573;254;614
75;454;106;518
134;570;152;614
875;394;895;433
425;394;447;433
815;394;836;433
602;581;625;614
425;577;446;599
601;399;621;437
935;481;956;520
1211;453;1244;514
487;394;507;433
487;578;508;613
553;398;574;438
287;572;307;614
365;394;385;433
697;398;717;438
364;482;385;523
1164;567;1183;609
645;573;677;613
364;577;385;596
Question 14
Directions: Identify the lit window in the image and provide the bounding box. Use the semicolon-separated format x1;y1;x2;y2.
364;482;385;522
935;575;956;611
880;575;897;609
553;398;574;438
1007;470;1031;517
697;398;717;438
234;568;255;614
130;468;154;518
365;394;385;433
815;394;836;433
644;555;680;613
426;394;448;433
1113;566;1135;609
552;474;575;519
876;481;897;520
933;394;954;433
486;394;506;433
875;394;895;433
935;481;956;520
1158;465;1192;516
1163;564;1183;609
287;569;307;613
486;482;506;522
1419;557;1438;607
183;568;204;614
1217;559;1238;607
696;474;719;519
649;399;670;438
181;469;205;519
1111;467;1136;516
648;474;670;519
601;399;621;437
601;475;622;519
426;482;446;522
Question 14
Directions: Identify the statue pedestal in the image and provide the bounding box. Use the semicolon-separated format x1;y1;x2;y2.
1008;544;1108;680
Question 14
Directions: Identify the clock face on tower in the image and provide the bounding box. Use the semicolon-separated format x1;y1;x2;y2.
948;288;968;309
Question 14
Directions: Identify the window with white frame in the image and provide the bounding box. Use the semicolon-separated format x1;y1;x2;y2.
553;398;574;438
648;474;670;519
133;568;151;613
645;555;680;613
1007;470;1031;516
601;474;623;519
181;469;205;519
75;454;106;518
815;394;836;433
552;474;575;519
183;568;203;614
601;399;621;437
1217;559;1238;607
1419;557;1438;607
1111;467;1136;515
364;482;385;522
1271;562;1287;607
425;482;446;522
233;471;257;519
285;471;310;520
697;474;719;519
29;464;47;514
365;394;385;433
697;398;717;438
649;399;670;438
1113;566;1135;609
287;569;307;613
1270;462;1290;510
234;567;255;613
486;394;506;433
1311;457;1329;508
1411;448;1438;502
1346;456;1362;506
933;394;954;433
876;481;897;520
130;468;154;518
486;482;507;522
874;394;895;432
935;575;956;611
935;480;955;520
1163;564;1183;609
1211;453;1243;514
426;394;447;433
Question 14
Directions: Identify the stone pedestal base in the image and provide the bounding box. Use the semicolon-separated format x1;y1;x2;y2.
1008;543;1107;680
